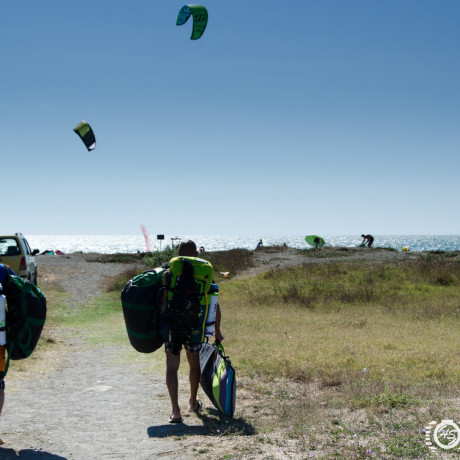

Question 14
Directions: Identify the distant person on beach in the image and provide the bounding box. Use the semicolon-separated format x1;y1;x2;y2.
361;234;374;248
165;240;224;423
256;239;263;249
198;246;205;253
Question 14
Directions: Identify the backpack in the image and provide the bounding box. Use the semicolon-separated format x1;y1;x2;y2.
160;256;213;355
200;341;236;417
121;269;164;353
4;275;47;362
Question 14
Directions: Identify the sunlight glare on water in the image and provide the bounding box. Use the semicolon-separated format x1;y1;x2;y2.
27;234;460;254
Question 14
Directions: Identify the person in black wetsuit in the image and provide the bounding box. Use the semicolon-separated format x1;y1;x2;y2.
361;234;374;248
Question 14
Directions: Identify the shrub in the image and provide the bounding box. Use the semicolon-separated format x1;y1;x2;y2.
201;249;254;277
144;247;178;268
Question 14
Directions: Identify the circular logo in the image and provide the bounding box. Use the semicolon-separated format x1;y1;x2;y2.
433;420;460;450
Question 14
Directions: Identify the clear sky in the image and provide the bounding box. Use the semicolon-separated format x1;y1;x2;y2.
1;1;459;236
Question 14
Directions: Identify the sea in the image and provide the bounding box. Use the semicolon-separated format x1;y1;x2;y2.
27;234;460;254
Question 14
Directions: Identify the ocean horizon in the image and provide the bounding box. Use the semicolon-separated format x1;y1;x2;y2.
27;234;460;255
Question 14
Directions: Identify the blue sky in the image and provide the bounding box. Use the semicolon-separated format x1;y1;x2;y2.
1;1;459;236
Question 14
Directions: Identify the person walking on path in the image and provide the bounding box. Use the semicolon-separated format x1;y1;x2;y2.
165;240;224;423
361;234;374;248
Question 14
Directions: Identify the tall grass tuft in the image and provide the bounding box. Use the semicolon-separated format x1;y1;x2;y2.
103;267;143;292
244;256;459;310
144;247;178;268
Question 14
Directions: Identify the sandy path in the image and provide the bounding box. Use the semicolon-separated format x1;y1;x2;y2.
1;347;195;460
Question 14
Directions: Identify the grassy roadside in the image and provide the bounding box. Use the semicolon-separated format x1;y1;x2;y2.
215;251;460;458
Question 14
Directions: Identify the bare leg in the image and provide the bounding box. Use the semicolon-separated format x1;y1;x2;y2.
0;387;4;444
165;351;181;420
215;303;224;342
186;351;201;411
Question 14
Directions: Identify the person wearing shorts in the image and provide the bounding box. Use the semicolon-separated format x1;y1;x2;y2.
164;240;224;423
164;341;202;355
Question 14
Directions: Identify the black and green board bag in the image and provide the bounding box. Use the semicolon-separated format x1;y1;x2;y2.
200;341;236;417
5;276;47;361
121;269;164;353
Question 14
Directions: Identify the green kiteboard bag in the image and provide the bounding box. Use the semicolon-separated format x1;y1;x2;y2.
200;341;236;417
4;276;47;361
121;269;164;353
161;257;213;354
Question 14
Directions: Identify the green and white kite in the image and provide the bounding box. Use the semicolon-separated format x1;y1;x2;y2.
305;235;326;248
176;4;208;40
73;121;96;151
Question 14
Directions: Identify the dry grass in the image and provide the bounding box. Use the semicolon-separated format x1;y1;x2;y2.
191;249;254;281
208;253;460;458
102;267;143;292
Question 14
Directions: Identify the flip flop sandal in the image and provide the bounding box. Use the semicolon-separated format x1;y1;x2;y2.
168;415;184;424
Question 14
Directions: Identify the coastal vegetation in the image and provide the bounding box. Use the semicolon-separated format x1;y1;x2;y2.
208;249;458;457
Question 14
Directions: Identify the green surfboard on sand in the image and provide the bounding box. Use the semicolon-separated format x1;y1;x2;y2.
305;235;326;248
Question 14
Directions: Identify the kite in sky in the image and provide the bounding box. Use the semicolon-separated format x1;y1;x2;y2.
73;121;96;151
176;5;208;40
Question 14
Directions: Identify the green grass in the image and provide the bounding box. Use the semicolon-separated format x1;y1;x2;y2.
221;255;460;386
144;246;178;268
